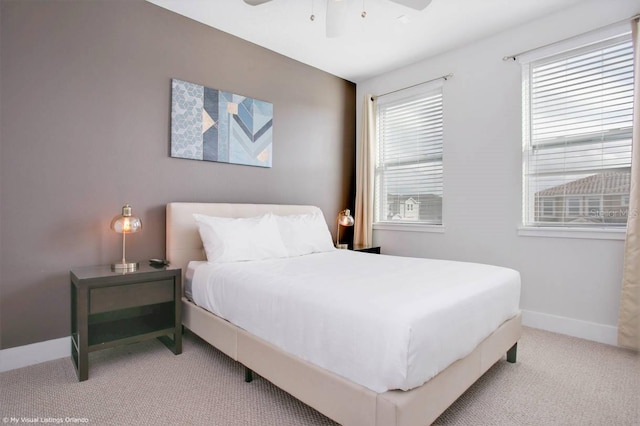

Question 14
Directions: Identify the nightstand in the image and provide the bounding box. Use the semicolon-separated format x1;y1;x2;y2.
351;245;381;254
70;264;182;381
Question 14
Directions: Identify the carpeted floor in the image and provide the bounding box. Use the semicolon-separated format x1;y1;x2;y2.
1;327;638;425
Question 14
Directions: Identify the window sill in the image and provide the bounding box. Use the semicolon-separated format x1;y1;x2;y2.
373;223;445;233
517;226;626;241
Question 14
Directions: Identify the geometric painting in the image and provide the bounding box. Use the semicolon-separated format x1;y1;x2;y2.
171;79;273;168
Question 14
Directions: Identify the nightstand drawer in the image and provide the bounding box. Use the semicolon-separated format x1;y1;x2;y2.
90;279;174;314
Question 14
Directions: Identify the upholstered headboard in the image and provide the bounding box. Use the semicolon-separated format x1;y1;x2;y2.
166;202;323;276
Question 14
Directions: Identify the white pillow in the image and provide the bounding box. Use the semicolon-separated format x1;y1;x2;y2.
193;213;288;263
275;212;336;257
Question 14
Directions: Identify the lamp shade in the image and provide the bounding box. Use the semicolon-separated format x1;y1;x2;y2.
110;204;142;234
110;204;142;271
338;209;355;227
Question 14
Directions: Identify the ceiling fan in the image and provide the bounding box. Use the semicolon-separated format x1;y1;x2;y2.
243;0;433;38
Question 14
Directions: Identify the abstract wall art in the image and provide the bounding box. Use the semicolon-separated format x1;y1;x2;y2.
171;79;273;168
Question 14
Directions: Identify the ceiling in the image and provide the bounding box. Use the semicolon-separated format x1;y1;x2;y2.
146;0;587;83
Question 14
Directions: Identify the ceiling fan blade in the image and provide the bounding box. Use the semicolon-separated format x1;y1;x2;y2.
326;0;349;38
388;0;432;10
243;0;273;5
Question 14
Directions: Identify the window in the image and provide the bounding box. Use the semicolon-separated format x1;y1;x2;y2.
587;197;602;218
522;28;633;228
374;81;443;225
566;198;581;217
542;198;555;217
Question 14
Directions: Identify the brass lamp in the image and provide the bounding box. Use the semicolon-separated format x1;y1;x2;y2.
110;204;142;271
336;208;354;249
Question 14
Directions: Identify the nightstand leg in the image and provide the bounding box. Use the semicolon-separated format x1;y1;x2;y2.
75;286;89;381
174;295;182;354
158;294;182;354
77;351;89;381
157;333;182;355
174;330;182;354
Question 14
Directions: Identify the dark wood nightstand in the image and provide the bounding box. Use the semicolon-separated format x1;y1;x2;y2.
351;245;381;254
70;264;182;381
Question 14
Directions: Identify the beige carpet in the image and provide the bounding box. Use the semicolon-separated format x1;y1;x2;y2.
1;327;638;425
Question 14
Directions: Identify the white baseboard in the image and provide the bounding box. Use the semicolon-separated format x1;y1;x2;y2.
521;309;618;346
0;336;70;373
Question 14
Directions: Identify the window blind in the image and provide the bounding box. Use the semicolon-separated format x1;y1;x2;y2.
374;82;443;224
522;33;633;227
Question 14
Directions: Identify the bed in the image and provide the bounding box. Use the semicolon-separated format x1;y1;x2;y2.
166;202;522;426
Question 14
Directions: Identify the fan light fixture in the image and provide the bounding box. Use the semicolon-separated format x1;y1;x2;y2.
243;0;432;38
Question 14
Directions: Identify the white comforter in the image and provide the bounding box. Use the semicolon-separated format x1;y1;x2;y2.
190;251;520;393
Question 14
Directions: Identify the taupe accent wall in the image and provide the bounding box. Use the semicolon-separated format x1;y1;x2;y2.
0;0;355;348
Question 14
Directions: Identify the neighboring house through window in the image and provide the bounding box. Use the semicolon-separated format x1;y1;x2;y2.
521;25;633;227
374;80;444;225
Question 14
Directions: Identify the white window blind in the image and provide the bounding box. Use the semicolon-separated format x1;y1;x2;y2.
374;81;443;224
522;31;633;228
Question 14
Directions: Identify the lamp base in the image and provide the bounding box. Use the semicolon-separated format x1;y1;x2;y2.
111;262;139;272
336;244;349;250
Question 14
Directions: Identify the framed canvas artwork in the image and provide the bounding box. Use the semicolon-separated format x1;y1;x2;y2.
171;79;273;168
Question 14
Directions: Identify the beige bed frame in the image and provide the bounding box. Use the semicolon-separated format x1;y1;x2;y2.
166;202;522;426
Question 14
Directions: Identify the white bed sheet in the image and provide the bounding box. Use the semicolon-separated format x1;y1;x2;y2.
190;251;520;393
184;260;206;301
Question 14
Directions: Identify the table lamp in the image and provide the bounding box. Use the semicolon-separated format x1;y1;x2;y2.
336;208;354;249
110;204;142;271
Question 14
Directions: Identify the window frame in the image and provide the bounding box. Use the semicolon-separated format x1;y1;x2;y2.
519;23;633;239
373;80;444;229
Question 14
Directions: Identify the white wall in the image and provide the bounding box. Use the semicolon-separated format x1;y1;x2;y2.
356;0;638;345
